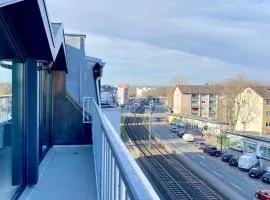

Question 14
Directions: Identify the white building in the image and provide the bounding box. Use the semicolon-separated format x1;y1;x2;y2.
101;85;117;104
136;87;152;99
117;83;129;105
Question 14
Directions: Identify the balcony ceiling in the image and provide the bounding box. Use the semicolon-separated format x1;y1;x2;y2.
0;0;67;71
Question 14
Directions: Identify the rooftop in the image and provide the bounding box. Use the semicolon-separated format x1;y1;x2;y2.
249;86;270;99
175;84;223;94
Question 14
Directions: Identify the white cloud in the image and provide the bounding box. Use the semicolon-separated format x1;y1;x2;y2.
84;33;270;85
46;0;270;85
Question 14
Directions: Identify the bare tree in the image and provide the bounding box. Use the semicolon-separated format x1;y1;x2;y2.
169;76;188;86
217;75;260;130
236;90;259;132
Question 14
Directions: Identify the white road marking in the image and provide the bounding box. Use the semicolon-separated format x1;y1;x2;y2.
230;182;242;191
212;171;223;178
197;154;205;159
189;154;196;159
179;152;188;159
199;161;208;168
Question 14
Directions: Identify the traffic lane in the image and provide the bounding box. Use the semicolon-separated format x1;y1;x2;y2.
156;124;200;136
181;152;264;199
153;124;270;195
166;141;253;200
172;138;268;189
174;150;251;200
167;140;267;200
153;105;166;113
152;125;176;139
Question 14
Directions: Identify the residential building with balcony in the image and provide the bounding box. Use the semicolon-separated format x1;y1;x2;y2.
0;1;159;200
235;86;270;135
173;85;221;119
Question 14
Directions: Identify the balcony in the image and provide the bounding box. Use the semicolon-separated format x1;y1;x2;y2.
19;145;97;200
18;98;158;200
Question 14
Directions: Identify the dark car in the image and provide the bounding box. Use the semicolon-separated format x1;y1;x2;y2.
261;172;270;184
221;153;233;162
208;149;222;157
249;167;267;179
170;126;178;133
203;146;217;154
177;132;185;138
229;157;238;167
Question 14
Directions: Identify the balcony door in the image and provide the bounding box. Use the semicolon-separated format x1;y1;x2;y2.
38;69;52;161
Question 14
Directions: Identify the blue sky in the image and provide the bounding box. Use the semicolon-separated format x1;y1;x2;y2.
0;68;11;83
46;0;270;85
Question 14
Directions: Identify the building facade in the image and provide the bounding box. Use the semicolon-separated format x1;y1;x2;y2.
136;87;152;99
101;85;117;104
117;83;129;105
173;85;221;119
235;86;270;134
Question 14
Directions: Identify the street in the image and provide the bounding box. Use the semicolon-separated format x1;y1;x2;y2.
152;124;268;200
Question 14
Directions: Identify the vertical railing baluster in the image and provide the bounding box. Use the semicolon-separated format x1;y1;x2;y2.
105;139;108;200
111;158;115;200
114;164;119;200
108;149;112;200
100;133;105;200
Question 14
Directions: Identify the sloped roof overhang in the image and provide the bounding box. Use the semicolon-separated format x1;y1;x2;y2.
0;0;67;71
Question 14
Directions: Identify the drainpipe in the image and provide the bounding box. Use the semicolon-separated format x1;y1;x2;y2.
96;76;101;107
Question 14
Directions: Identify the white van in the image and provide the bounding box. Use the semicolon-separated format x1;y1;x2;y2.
238;152;258;171
183;134;194;142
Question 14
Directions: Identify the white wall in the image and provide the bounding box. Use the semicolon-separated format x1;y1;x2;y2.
102;107;121;135
173;87;181;113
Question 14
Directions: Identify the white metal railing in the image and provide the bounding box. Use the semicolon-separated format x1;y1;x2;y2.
83;97;159;200
0;95;12;124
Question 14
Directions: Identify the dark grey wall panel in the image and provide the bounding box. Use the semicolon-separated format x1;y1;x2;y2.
52;71;92;145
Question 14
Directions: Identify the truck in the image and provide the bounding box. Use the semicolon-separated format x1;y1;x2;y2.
238;152;258;171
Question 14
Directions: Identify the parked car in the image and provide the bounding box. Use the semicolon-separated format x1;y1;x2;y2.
202;144;212;151
208;149;222;157
238;153;259;171
249;167;267;179
221;153;233;162
262;172;270;184
193;141;206;149
170;126;178;133
182;134;194;142
177;132;185;138
229;157;238;167
255;190;270;200
203;146;217;154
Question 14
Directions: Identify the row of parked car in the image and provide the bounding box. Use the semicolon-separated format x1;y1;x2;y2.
193;141;270;200
194;141;270;184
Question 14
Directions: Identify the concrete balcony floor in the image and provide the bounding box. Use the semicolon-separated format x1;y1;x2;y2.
19;145;97;200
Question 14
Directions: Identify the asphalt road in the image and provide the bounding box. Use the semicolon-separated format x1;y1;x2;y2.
152;124;268;200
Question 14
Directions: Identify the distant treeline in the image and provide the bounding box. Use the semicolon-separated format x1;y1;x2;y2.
0;83;11;95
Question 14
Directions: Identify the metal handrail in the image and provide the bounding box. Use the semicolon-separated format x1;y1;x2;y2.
84;97;159;200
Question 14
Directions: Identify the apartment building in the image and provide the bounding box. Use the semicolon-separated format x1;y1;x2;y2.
235;86;270;134
136;87;152;98
101;85;117;104
117;83;129;105
173;85;221;119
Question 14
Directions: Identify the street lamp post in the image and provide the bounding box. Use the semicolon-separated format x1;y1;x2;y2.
148;110;152;148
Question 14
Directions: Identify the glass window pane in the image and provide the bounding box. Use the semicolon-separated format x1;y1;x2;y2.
0;63;22;199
